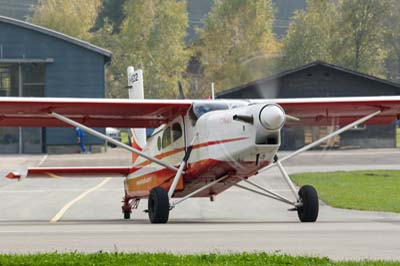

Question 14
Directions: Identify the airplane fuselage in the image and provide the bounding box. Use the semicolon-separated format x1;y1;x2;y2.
125;100;285;199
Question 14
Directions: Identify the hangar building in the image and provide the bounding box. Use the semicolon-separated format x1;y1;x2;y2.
0;16;111;154
218;61;400;150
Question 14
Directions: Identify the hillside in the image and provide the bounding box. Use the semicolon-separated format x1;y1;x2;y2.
0;0;37;20
0;0;305;40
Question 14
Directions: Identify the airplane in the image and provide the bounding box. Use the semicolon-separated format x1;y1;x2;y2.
2;67;400;224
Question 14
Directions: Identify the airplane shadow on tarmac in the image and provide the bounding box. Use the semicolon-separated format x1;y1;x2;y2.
0;218;397;225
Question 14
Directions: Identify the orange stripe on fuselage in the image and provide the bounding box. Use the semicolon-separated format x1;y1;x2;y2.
131;139;143;163
131;129;143;163
131;137;248;171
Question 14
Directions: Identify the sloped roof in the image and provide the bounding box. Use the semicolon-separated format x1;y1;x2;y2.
0;15;112;60
217;61;400;97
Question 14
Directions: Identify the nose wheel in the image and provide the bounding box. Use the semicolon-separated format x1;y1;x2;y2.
121;196;140;220
297;185;319;222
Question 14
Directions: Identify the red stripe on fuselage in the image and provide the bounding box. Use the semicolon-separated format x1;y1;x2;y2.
130;137;248;172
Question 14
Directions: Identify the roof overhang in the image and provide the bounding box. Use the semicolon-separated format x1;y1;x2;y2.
217;61;400;98
0;58;54;64
0;16;112;62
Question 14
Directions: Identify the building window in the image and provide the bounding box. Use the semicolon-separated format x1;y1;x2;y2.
0;63;45;96
0;71;10;93
0;63;46;154
22;63;45;96
0;64;18;96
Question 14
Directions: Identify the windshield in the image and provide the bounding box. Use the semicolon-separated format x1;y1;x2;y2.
192;102;229;119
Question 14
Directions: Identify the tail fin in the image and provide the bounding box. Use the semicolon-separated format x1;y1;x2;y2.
127;66;146;163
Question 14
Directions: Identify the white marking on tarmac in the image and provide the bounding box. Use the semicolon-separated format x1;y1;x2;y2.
37;154;48;166
50;178;112;223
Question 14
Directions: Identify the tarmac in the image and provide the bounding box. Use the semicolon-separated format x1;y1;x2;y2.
0;148;400;260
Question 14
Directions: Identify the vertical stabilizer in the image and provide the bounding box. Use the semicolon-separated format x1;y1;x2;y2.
127;66;146;163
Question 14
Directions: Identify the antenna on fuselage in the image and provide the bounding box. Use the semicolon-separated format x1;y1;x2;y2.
211;82;215;100
178;81;185;99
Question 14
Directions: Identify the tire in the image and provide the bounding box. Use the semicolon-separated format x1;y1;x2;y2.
148;187;170;224
297;185;319;222
123;212;131;220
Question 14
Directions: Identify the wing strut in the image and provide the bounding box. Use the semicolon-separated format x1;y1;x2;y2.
226;110;383;211
50;112;179;172
259;109;382;174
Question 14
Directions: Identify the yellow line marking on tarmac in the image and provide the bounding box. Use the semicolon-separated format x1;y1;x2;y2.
50;177;112;223
45;172;62;178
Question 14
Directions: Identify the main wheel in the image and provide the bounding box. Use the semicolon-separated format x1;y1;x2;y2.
297;185;319;222
148;187;170;224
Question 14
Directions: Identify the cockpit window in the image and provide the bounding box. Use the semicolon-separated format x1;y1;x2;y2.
192;102;229;119
230;102;248;109
157;136;162;151
162;127;172;149
172;123;182;141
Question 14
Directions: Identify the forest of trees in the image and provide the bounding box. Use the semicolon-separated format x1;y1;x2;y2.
30;0;400;98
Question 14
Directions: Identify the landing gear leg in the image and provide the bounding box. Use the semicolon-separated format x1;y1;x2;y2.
275;157;319;222
231;156;320;222
253;111;382;222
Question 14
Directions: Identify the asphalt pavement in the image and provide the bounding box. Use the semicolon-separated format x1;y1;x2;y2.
0;148;400;260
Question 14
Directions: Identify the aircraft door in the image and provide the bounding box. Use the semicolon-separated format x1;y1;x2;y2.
160;118;185;165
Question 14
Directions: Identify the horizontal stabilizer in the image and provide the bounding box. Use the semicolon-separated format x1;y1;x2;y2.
6;166;132;179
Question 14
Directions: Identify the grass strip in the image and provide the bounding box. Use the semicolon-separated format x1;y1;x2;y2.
0;252;398;266
291;170;400;213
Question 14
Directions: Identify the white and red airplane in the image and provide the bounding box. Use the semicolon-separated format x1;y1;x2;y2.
2;68;400;223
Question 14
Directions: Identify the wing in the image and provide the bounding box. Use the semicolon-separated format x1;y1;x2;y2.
6;166;132;179
0;97;193;128
253;96;400;126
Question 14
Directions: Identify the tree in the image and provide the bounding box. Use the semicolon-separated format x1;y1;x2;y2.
31;0;102;41
91;20;122;98
115;0;189;98
383;0;400;82
281;0;391;77
93;0;127;33
197;0;280;95
336;0;390;76
279;0;338;70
